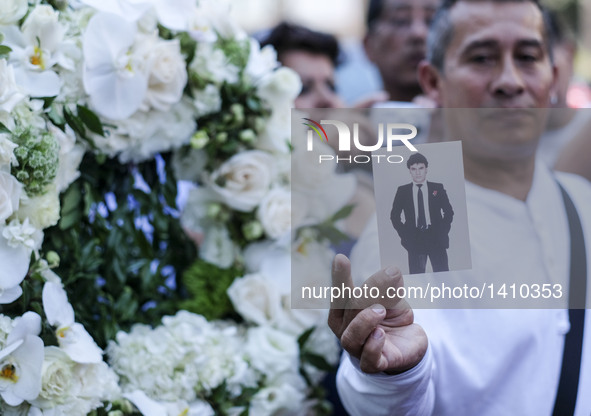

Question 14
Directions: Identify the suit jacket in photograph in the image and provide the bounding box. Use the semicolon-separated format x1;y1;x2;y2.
390;181;454;252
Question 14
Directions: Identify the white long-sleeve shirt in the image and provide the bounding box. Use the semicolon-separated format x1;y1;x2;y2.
339;163;591;415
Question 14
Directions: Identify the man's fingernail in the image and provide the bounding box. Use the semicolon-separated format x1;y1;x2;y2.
385;266;398;277
372;328;383;339
372;306;385;315
333;256;342;272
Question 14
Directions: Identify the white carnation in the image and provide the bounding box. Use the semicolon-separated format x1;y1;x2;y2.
0;135;18;168
192;84;222;117
1;218;43;250
249;381;306;416
49;125;84;193
189;43;239;85
16;188;60;229
256;67;301;107
0;171;21;222
92;99;196;163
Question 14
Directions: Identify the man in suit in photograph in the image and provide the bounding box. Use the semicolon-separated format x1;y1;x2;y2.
390;152;453;274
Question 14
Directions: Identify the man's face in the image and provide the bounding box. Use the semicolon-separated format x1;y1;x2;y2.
282;50;344;109
420;1;557;160
410;163;427;183
365;0;437;96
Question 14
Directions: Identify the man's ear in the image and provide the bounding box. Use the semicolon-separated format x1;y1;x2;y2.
418;61;443;107
549;62;560;104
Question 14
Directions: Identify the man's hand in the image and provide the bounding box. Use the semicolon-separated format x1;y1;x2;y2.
328;254;428;374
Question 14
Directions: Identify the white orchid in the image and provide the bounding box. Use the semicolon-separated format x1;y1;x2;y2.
80;0;196;30
42;282;103;364
0;312;44;406
124;390;215;416
82;12;148;120
1;4;74;98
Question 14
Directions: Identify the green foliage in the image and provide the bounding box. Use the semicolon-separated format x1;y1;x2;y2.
179;259;243;321
40;152;196;348
11;127;59;196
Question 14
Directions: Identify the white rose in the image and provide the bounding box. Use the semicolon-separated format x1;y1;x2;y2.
199;223;236;268
0;0;28;25
21;5;66;52
257;187;291;239
0;171;21;222
227;273;281;326
16;188;60;229
245;326;298;379
249;382;306;416
210;150;274;212
32;346;76;410
0;60;25;113
139;37;187;112
257;67;301;107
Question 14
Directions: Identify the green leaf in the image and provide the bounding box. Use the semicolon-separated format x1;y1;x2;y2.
0;45;12;57
329;204;355;223
301;352;335;372
77;105;105;136
314;224;351;245
61;184;82;214
0;121;11;134
297;326;316;349
63;106;86;138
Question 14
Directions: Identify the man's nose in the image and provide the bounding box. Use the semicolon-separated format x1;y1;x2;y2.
491;56;525;99
408;16;429;41
315;85;342;109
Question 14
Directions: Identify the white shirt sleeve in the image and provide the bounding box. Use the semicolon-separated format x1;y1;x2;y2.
336;345;435;415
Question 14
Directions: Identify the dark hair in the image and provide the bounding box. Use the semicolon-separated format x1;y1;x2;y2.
367;0;384;31
407;153;429;168
260;22;341;67
426;0;554;72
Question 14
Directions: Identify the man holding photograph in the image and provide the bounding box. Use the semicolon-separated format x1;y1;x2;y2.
391;152;454;274
329;0;591;414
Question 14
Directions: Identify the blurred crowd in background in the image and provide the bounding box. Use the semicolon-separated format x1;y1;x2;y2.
229;0;591;108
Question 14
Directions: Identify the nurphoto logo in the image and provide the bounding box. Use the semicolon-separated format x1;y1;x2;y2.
303;118;418;165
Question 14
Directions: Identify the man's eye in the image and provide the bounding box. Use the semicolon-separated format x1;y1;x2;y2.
470;55;494;64
299;84;311;96
387;17;412;27
517;54;538;63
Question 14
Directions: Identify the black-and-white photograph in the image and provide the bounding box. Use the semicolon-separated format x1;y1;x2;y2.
372;141;472;275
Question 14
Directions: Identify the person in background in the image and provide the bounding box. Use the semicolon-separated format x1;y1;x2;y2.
261;22;379;239
537;10;589;168
261;22;387;109
364;0;438;104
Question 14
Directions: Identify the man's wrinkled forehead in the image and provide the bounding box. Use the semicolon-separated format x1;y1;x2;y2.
369;0;438;23
447;1;548;55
